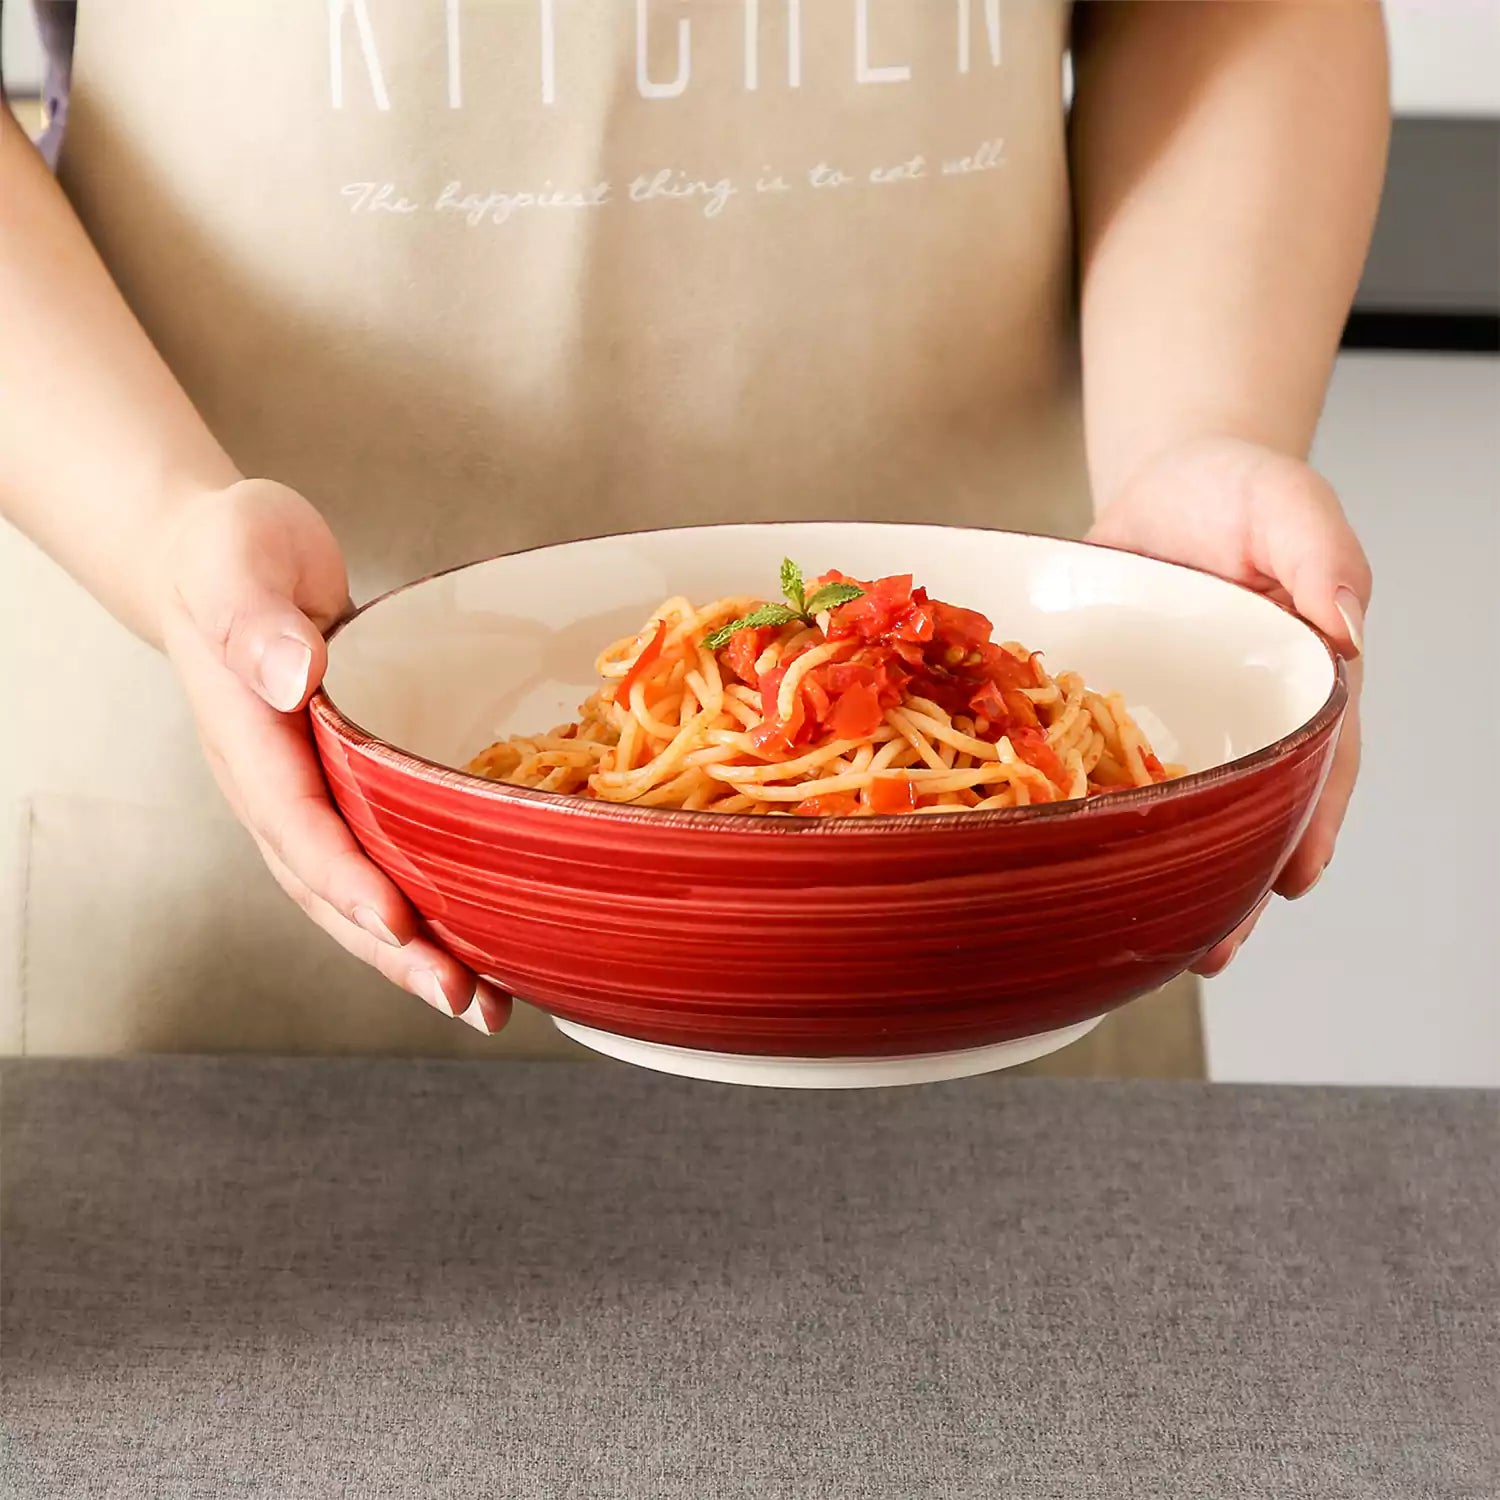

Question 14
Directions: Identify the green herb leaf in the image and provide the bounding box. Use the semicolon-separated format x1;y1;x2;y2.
779;558;807;614
701;564;869;650
803;581;866;617
702;603;803;652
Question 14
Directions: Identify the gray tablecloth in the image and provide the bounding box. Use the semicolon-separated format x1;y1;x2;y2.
2;1060;1496;1499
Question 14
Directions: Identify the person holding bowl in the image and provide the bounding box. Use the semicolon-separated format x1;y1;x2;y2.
0;2;1381;1071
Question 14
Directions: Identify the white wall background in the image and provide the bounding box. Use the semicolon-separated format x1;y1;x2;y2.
1204;353;1500;1087
2;2;46;93
1385;0;1500;116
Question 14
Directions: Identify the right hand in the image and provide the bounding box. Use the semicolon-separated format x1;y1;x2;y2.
154;478;510;1034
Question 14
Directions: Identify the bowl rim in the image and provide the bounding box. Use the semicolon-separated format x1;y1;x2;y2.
310;521;1349;835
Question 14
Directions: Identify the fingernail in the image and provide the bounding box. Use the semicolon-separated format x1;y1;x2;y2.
1333;587;1364;658
410;968;463;1016
476;984;511;1034
354;905;401;947
257;635;313;712
457;995;496;1035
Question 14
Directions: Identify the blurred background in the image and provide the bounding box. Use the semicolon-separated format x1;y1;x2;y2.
4;2;1497;1087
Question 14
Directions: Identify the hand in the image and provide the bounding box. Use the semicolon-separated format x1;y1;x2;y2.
153;478;510;1033
1087;436;1370;976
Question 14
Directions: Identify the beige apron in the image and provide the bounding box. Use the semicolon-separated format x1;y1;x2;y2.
1;0;1200;1073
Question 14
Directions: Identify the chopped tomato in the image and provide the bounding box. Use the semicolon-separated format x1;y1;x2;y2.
756;665;787;723
1000;689;1041;729
823;661;878;694
973;641;1036;689
930;601;993;651
751;721;788;755
709;568;1083;793
968;680;1007;724
896;598;936;644
868;778;919;814
794;793;860;818
751;665;805;755
783;691;808;747
803;676;833;724
1009;728;1067;790
818;660;896;712
827;680;883;740
615;619;667;704
826;574;934;646
723;625;772;686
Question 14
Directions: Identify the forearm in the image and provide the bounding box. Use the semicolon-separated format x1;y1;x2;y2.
0;107;240;643
1069;0;1389;511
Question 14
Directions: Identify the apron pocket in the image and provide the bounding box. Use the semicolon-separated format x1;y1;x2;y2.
12;791;575;1059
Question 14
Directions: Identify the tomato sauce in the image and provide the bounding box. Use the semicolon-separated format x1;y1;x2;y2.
717;571;1073;791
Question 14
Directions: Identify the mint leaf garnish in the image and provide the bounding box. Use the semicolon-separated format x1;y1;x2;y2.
701;562;866;651
702;603;803;651
779;558;807;614
803;581;865;616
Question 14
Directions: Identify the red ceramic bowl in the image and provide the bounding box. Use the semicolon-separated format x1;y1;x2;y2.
311;523;1346;1087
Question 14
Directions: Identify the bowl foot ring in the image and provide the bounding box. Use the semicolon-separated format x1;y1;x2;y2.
549;1014;1105;1089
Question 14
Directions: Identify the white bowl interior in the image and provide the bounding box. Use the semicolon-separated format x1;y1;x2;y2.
323;524;1336;781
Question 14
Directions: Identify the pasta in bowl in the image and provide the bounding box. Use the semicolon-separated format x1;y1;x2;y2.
311;522;1345;1088
465;561;1185;815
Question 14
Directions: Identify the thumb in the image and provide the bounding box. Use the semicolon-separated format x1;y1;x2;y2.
182;559;328;714
168;484;348;712
231;601;326;715
1250;461;1372;660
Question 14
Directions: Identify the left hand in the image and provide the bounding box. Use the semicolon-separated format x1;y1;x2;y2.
1087;436;1370;976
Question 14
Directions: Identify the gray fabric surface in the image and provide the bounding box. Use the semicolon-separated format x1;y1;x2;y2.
2;1060;1497;1500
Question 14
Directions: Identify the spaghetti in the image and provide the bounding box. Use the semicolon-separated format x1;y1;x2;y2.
466;564;1184;817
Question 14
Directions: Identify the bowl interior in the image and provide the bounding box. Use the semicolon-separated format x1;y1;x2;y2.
322;523;1336;785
